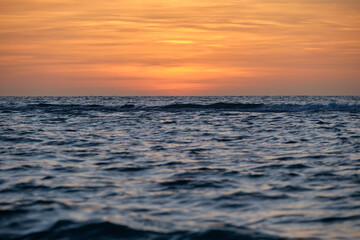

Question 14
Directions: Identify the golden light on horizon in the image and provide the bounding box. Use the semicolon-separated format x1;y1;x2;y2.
0;0;359;95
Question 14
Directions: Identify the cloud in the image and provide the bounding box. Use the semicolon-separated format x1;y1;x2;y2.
1;0;359;95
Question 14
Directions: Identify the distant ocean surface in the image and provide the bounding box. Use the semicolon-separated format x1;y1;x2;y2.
0;96;359;240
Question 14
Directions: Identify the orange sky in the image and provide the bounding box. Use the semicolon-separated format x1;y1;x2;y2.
0;0;359;96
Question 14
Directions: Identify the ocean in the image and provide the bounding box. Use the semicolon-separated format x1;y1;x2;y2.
0;96;359;240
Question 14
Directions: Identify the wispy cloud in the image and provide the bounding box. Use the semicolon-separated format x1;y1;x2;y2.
0;0;359;95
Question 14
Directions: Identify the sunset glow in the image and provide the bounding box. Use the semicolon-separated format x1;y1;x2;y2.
0;0;359;95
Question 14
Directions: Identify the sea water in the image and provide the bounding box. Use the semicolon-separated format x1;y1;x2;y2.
0;96;359;240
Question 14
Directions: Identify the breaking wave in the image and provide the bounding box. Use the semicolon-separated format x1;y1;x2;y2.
1;102;359;113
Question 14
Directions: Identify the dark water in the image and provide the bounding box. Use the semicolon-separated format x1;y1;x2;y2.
0;96;359;240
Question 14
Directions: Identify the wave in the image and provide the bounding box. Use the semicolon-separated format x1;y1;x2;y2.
1;102;359;113
4;220;293;240
162;102;264;110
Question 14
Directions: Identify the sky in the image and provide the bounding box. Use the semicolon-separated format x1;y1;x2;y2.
0;0;359;96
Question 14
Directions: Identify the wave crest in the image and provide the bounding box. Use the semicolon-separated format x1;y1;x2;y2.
1;102;359;113
8;220;288;240
162;102;263;110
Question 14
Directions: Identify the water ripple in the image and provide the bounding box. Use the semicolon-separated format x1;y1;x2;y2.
0;96;359;240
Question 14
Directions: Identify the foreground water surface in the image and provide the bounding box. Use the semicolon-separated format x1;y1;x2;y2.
0;96;359;240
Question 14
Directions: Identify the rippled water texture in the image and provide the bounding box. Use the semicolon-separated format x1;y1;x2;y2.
0;96;359;240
